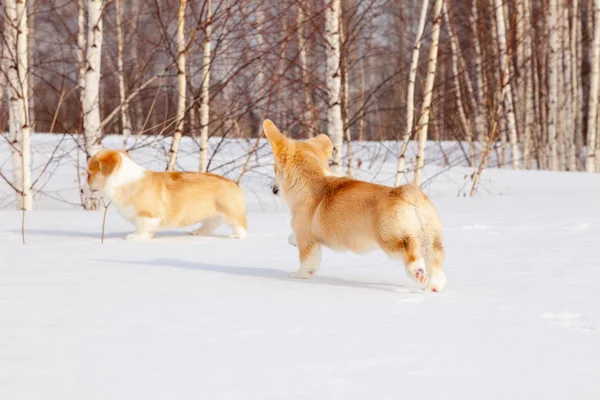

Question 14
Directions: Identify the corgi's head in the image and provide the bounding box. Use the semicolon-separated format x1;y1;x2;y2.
87;149;144;198
263;119;334;197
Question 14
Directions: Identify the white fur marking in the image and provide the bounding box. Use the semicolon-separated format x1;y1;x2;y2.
126;217;161;240
102;153;146;200
115;204;138;224
291;245;321;279
426;270;446;292
406;259;428;285
230;226;247;239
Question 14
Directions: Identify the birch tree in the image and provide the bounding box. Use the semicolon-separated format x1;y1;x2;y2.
167;0;187;172
5;0;32;210
413;0;443;186
574;0;584;169
297;1;314;137
547;0;559;171
517;0;534;169
255;5;265;137
4;0;21;207
115;0;131;145
82;0;104;210
394;0;429;186
77;0;86;110
443;2;472;162
494;0;520;170
325;0;344;174
339;11;352;175
199;0;211;173
587;0;600;172
561;1;576;171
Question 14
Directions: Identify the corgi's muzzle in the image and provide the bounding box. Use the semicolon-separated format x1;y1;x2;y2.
271;184;280;195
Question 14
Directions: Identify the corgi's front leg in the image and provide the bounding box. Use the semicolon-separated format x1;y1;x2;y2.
290;241;321;279
125;216;161;240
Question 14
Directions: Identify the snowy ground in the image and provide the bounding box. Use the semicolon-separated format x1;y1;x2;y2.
1;135;600;399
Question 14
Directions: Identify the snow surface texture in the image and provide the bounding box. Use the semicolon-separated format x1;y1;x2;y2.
1;135;600;399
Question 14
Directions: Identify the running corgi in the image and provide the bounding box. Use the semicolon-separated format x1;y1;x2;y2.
87;149;247;240
263;120;446;292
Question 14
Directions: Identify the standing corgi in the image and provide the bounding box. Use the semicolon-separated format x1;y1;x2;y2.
263;120;446;292
87;149;247;240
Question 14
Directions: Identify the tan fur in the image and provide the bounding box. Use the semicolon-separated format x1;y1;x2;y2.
87;149;247;239
263;120;446;291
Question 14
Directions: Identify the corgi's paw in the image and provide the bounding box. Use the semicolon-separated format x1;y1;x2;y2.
289;269;316;279
426;271;446;292
229;227;247;239
406;260;428;285
288;233;297;247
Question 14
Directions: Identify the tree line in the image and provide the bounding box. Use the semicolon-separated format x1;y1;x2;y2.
2;0;600;211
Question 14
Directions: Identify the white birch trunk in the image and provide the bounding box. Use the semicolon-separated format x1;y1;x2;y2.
575;0;584;169
339;11;352;175
115;0;131;146
255;5;265;137
77;0;86;109
199;0;211;173
394;0;429;186
83;0;104;210
562;1;576;171
325;0;343;173
413;0;443;186
494;0;520;170
470;0;487;163
27;0;35;127
6;0;32;210
5;0;22;208
358;57;366;143
520;0;534;169
129;0;142;134
17;0;31;210
443;2;473;162
547;0;559;171
587;0;600;172
297;1;314;137
0;24;5;109
167;0;187;172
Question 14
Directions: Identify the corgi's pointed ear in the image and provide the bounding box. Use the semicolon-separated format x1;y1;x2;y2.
98;151;121;176
310;134;334;159
263;119;287;154
88;157;100;174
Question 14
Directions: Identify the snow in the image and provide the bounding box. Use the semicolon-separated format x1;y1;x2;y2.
1;135;600;399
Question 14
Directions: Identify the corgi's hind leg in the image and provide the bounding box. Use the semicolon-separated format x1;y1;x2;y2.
424;238;446;292
191;217;223;236
380;235;428;286
290;242;321;279
222;213;247;239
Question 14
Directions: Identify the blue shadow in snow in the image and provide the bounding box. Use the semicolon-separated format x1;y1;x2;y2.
100;257;415;293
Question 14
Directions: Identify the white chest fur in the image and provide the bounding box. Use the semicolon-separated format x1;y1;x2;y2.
101;154;146;200
115;203;138;223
